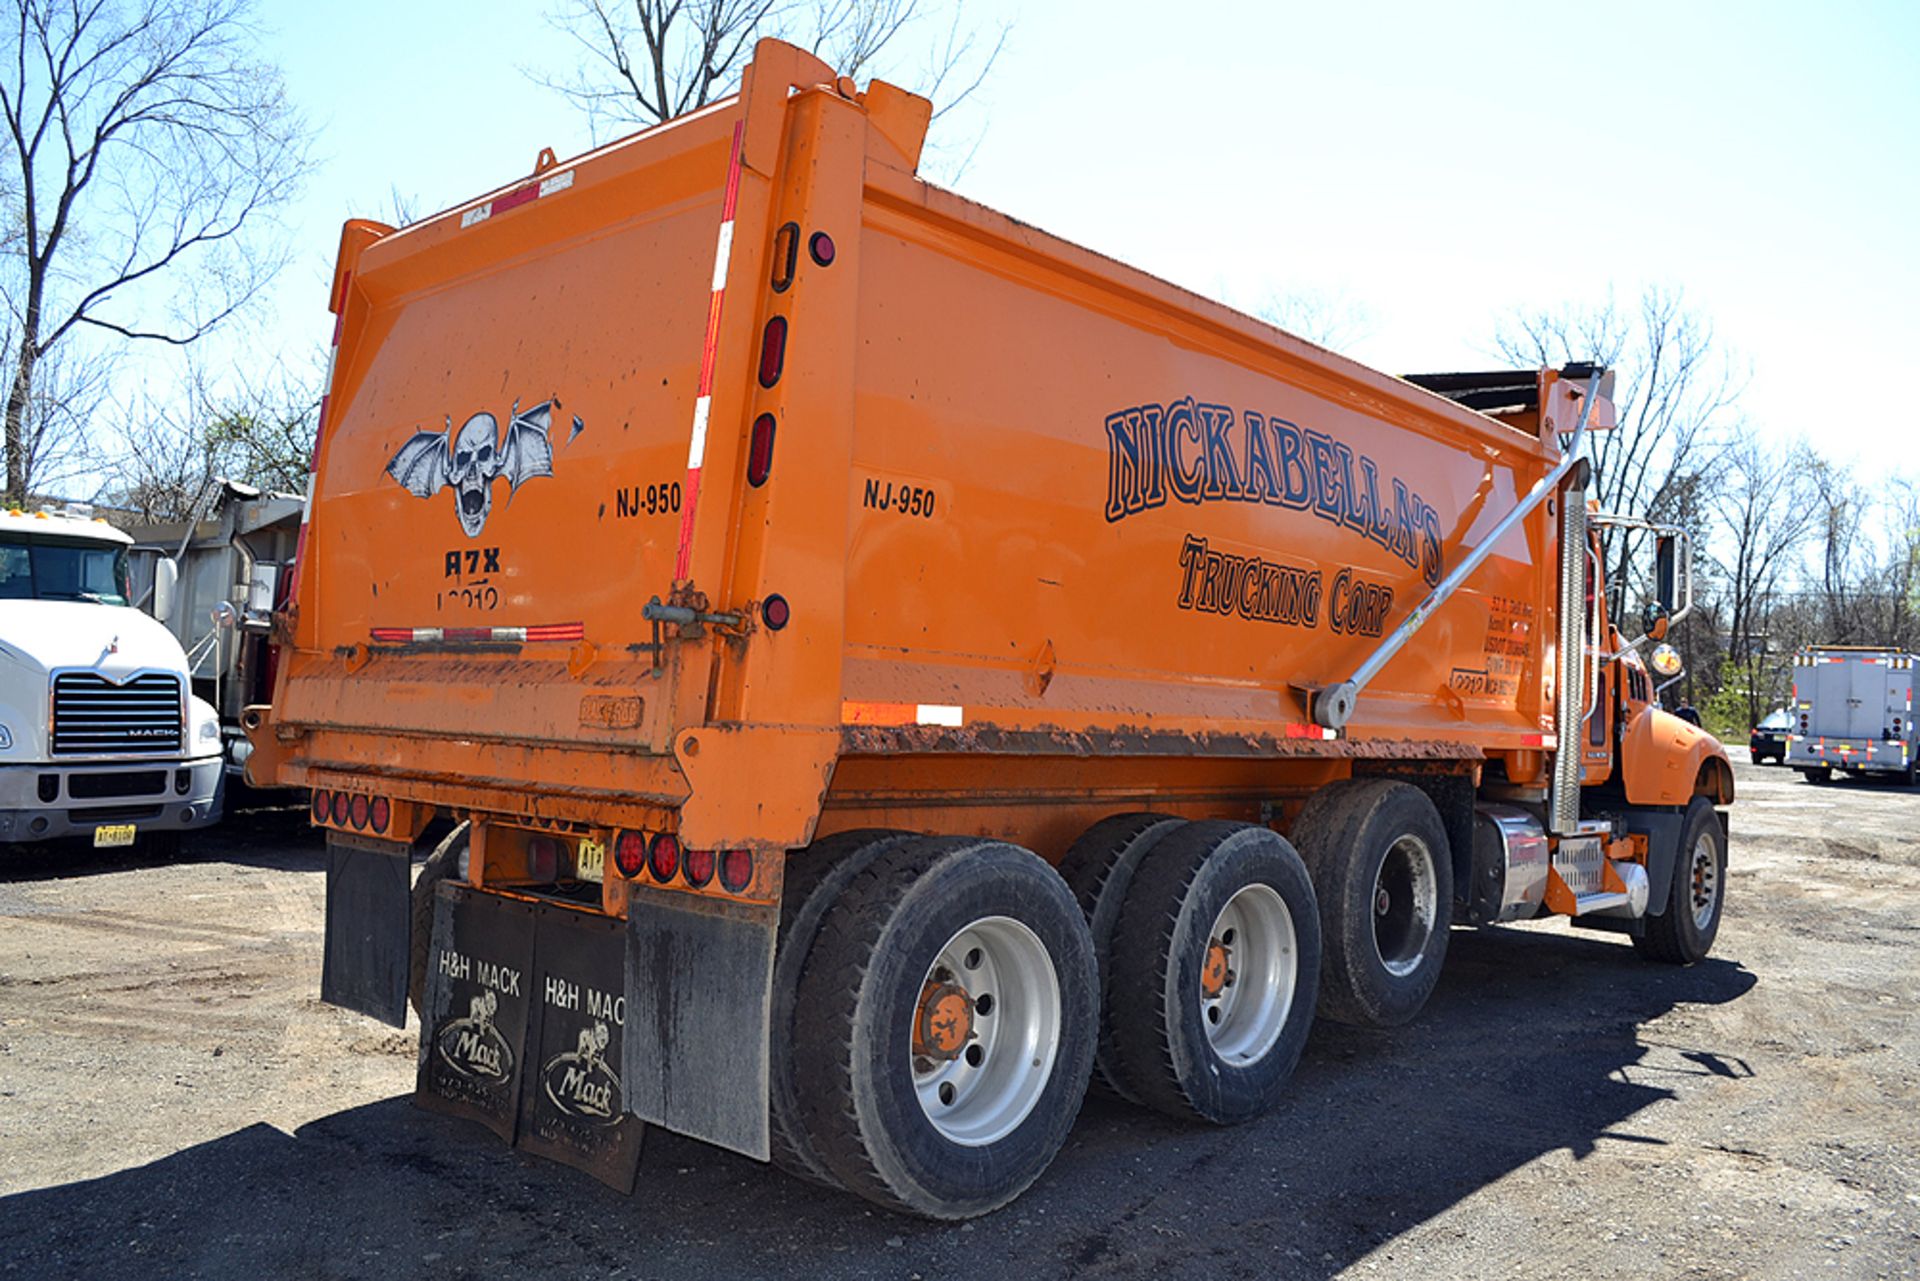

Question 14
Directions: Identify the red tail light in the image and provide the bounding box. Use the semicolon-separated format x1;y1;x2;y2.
747;413;776;487
720;848;754;893
349;794;370;830
762;594;791;631
529;835;560;882
370;796;391;835
758;315;787;388
311;790;328;823
330;791;349;825
615;829;647;878
647;831;681;882
808;230;835;267
684;845;716;888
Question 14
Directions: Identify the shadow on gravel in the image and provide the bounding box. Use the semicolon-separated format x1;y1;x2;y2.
0;800;321;883
0;926;1757;1281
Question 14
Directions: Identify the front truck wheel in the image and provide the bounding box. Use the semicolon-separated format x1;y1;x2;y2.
1292;780;1453;1028
791;837;1097;1219
1634;796;1725;965
768;828;919;1187
1105;821;1320;1124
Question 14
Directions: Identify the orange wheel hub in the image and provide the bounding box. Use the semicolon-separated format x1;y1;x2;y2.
1201;940;1231;999
913;980;974;1060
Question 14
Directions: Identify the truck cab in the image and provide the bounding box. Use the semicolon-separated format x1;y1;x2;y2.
0;509;224;851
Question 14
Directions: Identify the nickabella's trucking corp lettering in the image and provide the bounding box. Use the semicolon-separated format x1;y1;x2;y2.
1103;396;1444;587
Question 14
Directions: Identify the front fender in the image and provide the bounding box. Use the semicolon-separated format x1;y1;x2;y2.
1621;706;1734;806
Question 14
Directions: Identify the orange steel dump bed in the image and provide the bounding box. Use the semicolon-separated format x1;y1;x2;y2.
264;45;1592;858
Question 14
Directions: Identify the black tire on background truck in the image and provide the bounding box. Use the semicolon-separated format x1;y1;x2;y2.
768;828;920;1187
407;822;470;1019
1801;767;1832;785
790;836;1097;1219
1291;779;1454;1028
1633;795;1725;965
1104;821;1320;1124
1055;811;1186;1104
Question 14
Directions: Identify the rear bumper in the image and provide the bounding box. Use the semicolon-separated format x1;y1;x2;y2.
1786;736;1910;773
0;756;224;842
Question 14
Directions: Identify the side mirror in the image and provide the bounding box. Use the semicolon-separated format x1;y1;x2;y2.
1650;643;1683;679
212;600;239;630
1641;601;1670;642
1654;534;1678;614
153;557;179;624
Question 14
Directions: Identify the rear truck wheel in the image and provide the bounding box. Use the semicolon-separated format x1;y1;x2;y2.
1104;821;1319;1125
1802;767;1832;784
1292;779;1453;1028
407;822;470;1020
1055;812;1185;1103
769;828;919;1187
791;836;1097;1219
1633;797;1725;965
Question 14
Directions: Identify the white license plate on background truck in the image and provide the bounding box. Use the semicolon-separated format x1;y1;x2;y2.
92;824;136;849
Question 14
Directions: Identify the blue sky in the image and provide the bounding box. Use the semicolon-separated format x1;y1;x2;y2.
246;0;1918;471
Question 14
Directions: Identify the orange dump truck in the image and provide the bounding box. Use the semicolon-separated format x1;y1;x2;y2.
247;40;1734;1218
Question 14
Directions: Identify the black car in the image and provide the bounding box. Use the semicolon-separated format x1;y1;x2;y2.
1750;708;1792;764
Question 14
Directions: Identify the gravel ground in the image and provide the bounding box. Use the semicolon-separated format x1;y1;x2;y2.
2;759;1917;1280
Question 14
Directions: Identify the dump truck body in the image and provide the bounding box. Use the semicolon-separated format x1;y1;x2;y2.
1786;647;1918;781
249;41;1734;1218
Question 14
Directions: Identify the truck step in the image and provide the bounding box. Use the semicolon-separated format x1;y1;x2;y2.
1572;890;1630;915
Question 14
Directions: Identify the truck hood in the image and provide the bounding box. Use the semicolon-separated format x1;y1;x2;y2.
0;600;189;679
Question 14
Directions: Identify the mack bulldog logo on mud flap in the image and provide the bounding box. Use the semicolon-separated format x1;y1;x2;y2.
435;989;515;1084
386;398;583;537
540;1021;621;1126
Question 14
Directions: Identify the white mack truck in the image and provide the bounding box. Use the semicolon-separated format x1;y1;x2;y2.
0;508;224;853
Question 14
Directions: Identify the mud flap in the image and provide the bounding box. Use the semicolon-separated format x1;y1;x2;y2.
320;835;412;1028
415;885;537;1142
624;896;778;1161
516;904;645;1192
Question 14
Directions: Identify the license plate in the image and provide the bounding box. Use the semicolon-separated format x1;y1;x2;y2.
575;838;606;883
93;824;137;849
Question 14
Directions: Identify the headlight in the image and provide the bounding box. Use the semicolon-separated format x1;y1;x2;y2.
198;718;220;743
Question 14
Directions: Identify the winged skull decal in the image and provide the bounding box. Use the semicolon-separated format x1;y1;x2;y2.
386;398;580;537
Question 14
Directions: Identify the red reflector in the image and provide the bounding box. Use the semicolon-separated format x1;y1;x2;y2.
762;594;790;631
349;794;370;830
747;413;776;487
648;831;681;882
684;845;716;888
370;796;391;835
311;790;328;824
720;848;754;893
808;230;835;266
330;791;349;825
615;829;647;878
758;315;787;388
529;835;560;882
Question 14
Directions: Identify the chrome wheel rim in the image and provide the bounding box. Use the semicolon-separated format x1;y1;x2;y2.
1373;835;1438;978
1689;833;1721;930
1200;883;1297;1065
910;916;1061;1147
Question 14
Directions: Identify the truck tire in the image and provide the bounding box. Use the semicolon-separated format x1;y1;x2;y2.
1103;821;1319;1125
1801;766;1832;785
791;836;1097;1219
769;828;920;1188
407;822;469;1020
1633;797;1725;965
1291;779;1453;1028
1055;812;1186;1103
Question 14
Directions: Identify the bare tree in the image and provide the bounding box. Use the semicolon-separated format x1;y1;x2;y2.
536;0;1007;165
1712;434;1819;722
1495;287;1744;618
0;0;309;504
1258;288;1372;354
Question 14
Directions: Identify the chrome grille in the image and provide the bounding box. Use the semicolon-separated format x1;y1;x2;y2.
51;672;183;755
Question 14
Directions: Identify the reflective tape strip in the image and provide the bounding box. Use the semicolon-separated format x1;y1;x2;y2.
371;623;584;645
1284;723;1339;741
842;701;966;728
460;169;575;230
673;118;747;583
